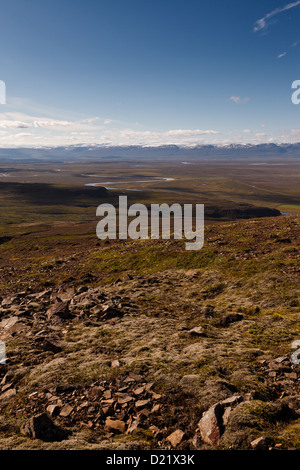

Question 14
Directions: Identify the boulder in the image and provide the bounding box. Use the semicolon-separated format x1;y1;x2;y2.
166;429;185;448
198;403;224;446
20;413;68;441
47;301;70;320
135;399;151;409
104;418;126;434
101;305;123;320
0;388;16;401
60;404;74;417
188;326;205;337
0;316;19;330
46;404;60;417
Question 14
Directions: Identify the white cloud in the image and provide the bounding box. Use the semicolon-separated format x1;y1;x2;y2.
33;119;73;128
15;132;33;137
165;129;219;137
255;132;267;138
230;96;249;104
0;125;299;147
286;128;300;136
0;113;221;147
0;113;104;132
112;128;220;145
254;1;300;32
277;39;300;59
80;117;99;123
1;100;300;148
0;120;30;129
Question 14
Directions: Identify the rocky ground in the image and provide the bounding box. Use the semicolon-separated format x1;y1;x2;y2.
0;215;299;450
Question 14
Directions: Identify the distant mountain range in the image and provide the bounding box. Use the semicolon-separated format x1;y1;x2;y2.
0;143;300;161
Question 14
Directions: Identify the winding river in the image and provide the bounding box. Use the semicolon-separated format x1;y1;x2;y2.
84;176;175;191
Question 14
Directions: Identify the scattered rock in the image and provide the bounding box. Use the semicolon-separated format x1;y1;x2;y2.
47;301;70;320
166;429;186;448
0;244;298;452
151;404;161;413
219;313;244;327
36;338;62;354
275;356;289;363
0;372;14;385
118;395;134;405
135;399;151;410
126;419;140;435
56;384;78;394
251;436;273;451
2;383;13;393
188;326;205;337
145;382;154;391
222;407;233;426
291;340;300;350
0;316;19;330
198;403;224;446
221;395;243;406
101;305;123;320
111;360;120;368
243;391;268;402
46;404;60;417
191;434;202;449
76;286;89;295
103;390;112;399
0;388;16;401
20;413;68;442
221;401;293;449
133;386;145;396
60;404;74;417
185;270;199;278
104;418;126;434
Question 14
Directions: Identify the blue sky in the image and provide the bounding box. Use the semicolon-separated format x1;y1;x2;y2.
1;0;300;147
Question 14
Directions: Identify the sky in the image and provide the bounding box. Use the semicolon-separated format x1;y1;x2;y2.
1;0;300;147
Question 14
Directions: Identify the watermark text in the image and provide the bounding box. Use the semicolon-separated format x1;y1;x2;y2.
0;80;6;104
96;196;204;251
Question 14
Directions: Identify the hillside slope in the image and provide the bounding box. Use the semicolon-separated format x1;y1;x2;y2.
0;215;299;450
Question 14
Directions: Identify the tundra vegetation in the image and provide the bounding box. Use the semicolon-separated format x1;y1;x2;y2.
0;155;299;450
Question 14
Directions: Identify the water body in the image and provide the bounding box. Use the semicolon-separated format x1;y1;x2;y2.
281;212;298;215
84;176;175;191
250;163;286;166
81;174;105;177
